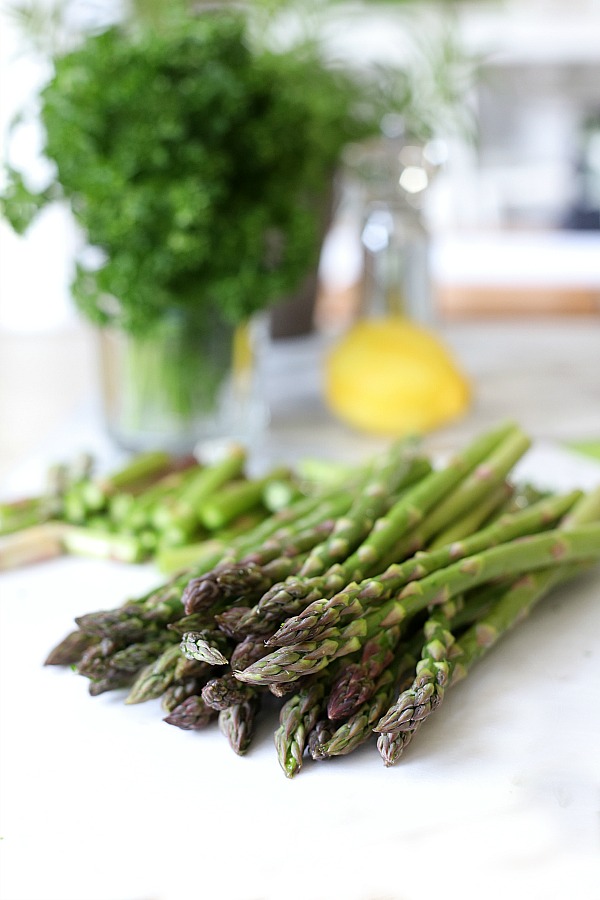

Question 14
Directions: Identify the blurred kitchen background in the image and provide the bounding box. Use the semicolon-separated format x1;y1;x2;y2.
1;0;599;480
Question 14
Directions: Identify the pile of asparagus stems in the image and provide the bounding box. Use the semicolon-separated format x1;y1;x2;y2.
44;422;600;775
0;446;305;571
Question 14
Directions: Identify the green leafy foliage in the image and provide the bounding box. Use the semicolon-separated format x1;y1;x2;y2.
1;9;378;333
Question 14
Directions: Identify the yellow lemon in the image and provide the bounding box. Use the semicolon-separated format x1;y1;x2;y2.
324;316;471;436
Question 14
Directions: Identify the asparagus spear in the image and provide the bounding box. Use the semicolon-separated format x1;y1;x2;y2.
308;719;337;760
274;680;330;777
235;525;600;685
238;425;511;634
325;619;410;721
0;522;70;569
112;460;204;531
371;602;459;733
151;447;247;539
125;644;183;704
197;466;289;530
214;606;253;639
88;638;173;695
412;428;531;544
163;695;217;730
269;490;581;647
44;629;99;666
0;496;49;536
162;676;212;713
326;579;518;721
295;441;431;579
274;655;363;773
201;673;257;710
316;639;423;758
180;629;231;666
75;582;187;643
230;634;272;673
218;692;261;755
426;481;513;550
375;488;600;761
181;519;337;614
77;637;123;680
376;562;585;765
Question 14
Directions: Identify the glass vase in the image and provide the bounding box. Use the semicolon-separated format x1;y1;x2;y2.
97;310;269;455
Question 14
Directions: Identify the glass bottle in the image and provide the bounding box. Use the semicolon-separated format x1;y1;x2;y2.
344;134;441;323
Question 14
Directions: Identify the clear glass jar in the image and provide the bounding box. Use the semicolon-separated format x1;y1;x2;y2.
343;135;440;323
97;310;269;455
361;197;432;322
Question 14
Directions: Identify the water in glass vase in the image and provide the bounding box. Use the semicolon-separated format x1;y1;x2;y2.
97;310;269;455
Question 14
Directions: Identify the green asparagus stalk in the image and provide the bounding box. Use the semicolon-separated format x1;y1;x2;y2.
274;654;363;773
154;538;230;575
376;562;584;765
201;673;257;710
60;525;147;562
325;622;407;720
326;579;516;721
340;491;600;730
238;426;514;635
235;524;600;686
170;485;368;619
172;608;225;636
112;461;204;530
295;441;431;579
372;601;459;733
44;629;99;666
180;629;231;666
86;451;174;505
125;644;183;704
0;522;69;569
269;490;581;647
316;639;423;758
262;477;304;513
181;519;337;614
375;487;600;760
269;676;314;698
307;719;337;760
325;422;524;581
77;637;122;680
376;728;416;765
62;451;175;522
426;481;514;550
163;694;217;730
224;472;365;558
0;496;48;536
218;691;261;755
88;638;174;695
75;581;187;643
173;654;213;681
274;679;330;777
197;466;289;530
162;676;212;713
414;428;531;544
232;455;437;637
230;634;273;673
151;447;247;537
214;607;253;639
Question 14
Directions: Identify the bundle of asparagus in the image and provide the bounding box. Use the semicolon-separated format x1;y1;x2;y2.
44;423;600;776
0;445;320;570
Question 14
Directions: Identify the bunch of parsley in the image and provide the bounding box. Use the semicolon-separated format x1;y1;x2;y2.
2;8;378;334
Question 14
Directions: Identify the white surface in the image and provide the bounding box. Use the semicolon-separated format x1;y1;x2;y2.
432;231;600;286
1;444;599;900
